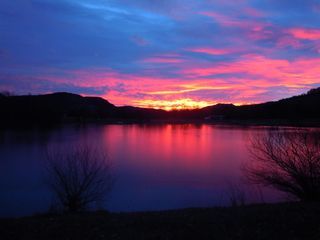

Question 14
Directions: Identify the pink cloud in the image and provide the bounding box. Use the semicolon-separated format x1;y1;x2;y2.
141;54;184;64
200;11;245;27
12;53;320;109
248;28;274;41
276;36;301;49
188;47;234;55
143;57;184;64
288;28;320;40
58;58;319;106
200;11;269;30
181;54;320;89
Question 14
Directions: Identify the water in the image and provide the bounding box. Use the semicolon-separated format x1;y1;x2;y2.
0;124;290;217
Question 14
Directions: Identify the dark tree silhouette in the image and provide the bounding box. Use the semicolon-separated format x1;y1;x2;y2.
246;130;320;201
46;145;113;213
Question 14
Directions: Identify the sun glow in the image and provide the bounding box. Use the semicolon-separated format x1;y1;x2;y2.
133;98;216;111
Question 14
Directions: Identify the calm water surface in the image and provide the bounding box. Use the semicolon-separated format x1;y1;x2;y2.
0;124;290;217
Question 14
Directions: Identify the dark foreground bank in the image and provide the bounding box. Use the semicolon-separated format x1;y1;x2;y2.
1;202;320;240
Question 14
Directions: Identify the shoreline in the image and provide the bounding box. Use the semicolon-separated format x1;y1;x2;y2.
1;201;319;239
2;118;320;130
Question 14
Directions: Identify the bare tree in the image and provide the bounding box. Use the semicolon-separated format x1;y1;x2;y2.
245;130;320;201
45;145;113;213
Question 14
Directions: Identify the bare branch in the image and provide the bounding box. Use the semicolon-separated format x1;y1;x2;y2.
245;130;320;201
45;144;114;213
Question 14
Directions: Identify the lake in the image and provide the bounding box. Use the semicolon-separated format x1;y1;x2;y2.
0;124;294;217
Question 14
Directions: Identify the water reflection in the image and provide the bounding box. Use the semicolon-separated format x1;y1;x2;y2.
0;124;290;217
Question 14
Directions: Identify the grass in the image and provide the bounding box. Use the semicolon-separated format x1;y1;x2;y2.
1;202;320;240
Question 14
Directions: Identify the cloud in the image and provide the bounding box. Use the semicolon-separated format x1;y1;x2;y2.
288;28;320;40
187;47;234;55
181;54;320;87
142;54;185;64
1;0;320;109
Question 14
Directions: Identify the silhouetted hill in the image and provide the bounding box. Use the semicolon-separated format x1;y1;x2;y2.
0;88;320;126
0;92;117;125
218;89;320;120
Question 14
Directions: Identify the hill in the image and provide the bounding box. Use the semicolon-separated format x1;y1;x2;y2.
0;88;320;126
198;88;320;121
0;92;117;125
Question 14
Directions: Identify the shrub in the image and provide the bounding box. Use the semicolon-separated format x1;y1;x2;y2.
45;145;113;212
245;130;320;201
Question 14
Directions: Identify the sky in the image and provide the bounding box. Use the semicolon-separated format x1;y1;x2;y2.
1;0;320;110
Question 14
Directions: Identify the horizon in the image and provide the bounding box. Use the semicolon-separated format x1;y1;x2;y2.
2;88;315;112
1;1;320;110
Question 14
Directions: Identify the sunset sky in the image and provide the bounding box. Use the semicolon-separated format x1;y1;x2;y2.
1;0;320;109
